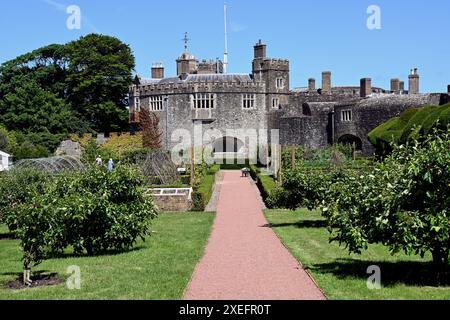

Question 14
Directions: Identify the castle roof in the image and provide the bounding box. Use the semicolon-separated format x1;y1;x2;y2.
138;73;253;86
357;93;440;109
185;74;252;83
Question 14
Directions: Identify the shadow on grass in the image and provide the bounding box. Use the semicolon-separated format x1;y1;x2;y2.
309;258;450;287
0;233;17;240
262;220;327;229
52;245;146;259
2;270;64;289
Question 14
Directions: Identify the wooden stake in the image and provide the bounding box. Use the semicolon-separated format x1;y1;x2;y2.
190;145;195;186
291;145;296;169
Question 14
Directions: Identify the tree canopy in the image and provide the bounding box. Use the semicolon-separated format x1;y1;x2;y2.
0;34;135;159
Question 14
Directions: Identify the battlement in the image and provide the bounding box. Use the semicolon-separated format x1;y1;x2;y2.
133;76;266;96
260;58;289;70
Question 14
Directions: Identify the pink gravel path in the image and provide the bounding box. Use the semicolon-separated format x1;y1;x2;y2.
184;171;326;300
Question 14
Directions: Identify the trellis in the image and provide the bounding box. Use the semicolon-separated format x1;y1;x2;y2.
13;156;84;174
141;151;180;185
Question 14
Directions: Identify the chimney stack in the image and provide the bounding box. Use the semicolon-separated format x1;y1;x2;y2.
254;39;266;59
322;71;331;94
399;81;405;94
360;78;372;98
308;78;316;91
151;63;164;79
408;68;420;94
390;78;400;94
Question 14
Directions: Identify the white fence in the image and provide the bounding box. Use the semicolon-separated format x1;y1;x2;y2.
145;188;193;201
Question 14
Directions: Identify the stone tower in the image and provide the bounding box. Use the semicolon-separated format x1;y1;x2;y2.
252;40;289;110
408;68;420;95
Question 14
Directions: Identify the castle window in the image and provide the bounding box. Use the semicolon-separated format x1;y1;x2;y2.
272;97;280;109
341;110;352;122
149;96;164;111
242;94;256;109
134;97;141;112
276;78;284;89
192;93;216;109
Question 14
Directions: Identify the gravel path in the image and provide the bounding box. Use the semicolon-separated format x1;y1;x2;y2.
184;170;326;300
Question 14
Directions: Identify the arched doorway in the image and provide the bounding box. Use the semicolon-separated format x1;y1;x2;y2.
212;137;246;162
338;134;363;151
213;136;244;153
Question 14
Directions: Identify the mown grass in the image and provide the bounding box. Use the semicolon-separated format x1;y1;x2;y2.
197;165;220;205
265;209;450;300
0;212;214;300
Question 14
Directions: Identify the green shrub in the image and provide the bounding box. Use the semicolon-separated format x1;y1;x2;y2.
0;168;50;231
250;165;278;207
81;139;117;164
191;192;206;212
322;128;450;274
10;164;158;283
57;165;158;255
121;148;153;165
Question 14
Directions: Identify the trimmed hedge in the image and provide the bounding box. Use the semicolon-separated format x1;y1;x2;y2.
250;165;278;207
191;165;220;211
369;104;450;156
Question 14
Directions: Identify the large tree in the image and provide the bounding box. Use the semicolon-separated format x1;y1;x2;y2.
0;34;136;156
65;34;135;135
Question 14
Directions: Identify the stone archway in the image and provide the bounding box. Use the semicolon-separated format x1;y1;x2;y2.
338;134;363;151
213;136;245;153
212;136;247;162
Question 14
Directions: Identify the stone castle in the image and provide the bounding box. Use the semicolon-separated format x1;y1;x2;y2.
129;40;450;157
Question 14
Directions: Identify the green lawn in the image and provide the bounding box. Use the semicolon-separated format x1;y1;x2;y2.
265;209;450;300
197;165;220;205
0;212;214;300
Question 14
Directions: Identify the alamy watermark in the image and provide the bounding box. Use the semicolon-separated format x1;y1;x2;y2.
169;122;280;166
367;265;381;290
66;265;81;290
66;5;81;30
367;5;381;30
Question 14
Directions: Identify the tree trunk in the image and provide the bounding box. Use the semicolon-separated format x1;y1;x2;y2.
23;258;32;286
432;248;449;284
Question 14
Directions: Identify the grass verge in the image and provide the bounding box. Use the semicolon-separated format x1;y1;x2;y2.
0;212;214;300
265;209;450;300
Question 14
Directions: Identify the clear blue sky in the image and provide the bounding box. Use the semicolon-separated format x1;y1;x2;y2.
1;0;449;92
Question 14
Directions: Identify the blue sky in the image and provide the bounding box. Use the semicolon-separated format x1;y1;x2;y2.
0;0;449;92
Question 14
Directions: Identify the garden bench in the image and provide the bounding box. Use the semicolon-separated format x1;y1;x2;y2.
241;167;250;177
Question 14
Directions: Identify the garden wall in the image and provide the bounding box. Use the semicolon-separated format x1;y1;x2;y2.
148;188;193;212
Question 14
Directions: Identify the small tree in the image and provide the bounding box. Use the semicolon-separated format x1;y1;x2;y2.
139;108;162;149
10;164;158;285
322;128;450;277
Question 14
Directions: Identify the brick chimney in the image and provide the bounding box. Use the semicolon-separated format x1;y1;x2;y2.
151;63;164;79
308;78;316;91
322;71;331;93
408;68;419;95
360;78;372;98
390;78;400;94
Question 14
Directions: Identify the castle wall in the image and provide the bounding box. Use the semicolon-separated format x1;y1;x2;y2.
136;81;268;151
